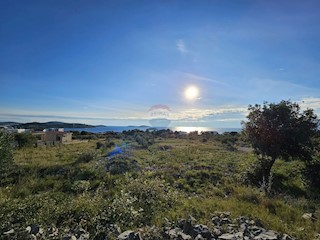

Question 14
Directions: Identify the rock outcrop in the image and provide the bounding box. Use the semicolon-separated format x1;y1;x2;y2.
160;212;295;240
2;212;299;239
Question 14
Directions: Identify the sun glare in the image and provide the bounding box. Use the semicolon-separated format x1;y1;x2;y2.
184;86;199;100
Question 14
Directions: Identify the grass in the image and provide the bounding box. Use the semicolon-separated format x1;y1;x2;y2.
0;132;320;239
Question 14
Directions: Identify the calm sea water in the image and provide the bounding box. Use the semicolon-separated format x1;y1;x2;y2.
65;126;241;134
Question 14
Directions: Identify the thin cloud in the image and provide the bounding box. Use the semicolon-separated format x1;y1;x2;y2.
246;78;319;102
0;107;149;123
170;106;248;120
179;72;228;86
0;104;250;126
254;78;315;93
176;39;187;53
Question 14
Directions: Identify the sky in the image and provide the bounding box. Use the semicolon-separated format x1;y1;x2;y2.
1;0;320;128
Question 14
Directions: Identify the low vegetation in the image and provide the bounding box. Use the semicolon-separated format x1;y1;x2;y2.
0;101;320;239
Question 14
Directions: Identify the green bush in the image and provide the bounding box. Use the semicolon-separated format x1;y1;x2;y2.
76;151;96;163
244;157;272;187
305;157;320;188
106;141;115;148
14;133;37;148
0;131;13;161
106;189;142;228
96;141;104;149
121;175;179;224
134;134;154;149
106;156;139;175
71;180;90;194
0;131;20;186
74;169;97;181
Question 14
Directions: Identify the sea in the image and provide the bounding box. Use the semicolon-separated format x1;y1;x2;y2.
64;126;241;134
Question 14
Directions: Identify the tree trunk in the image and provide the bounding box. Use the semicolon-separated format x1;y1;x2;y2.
261;156;276;193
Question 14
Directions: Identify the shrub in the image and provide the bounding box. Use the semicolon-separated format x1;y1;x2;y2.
106;189;142;228
244;157;273;188
14;133;37;148
122;175;179;224
0;130;13;161
305;158;320;188
76;151;96;163
74;169;97;181
134;134;153;148
106;141;115;148
71;180;91;194
96;141;104;149
106;156;139;175
0;131;19;185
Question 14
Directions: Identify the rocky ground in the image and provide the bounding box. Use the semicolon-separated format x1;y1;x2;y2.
3;211;300;240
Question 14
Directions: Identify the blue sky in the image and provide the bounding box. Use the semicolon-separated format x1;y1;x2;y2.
1;0;320;127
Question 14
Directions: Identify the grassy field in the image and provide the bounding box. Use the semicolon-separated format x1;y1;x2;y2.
0;131;320;239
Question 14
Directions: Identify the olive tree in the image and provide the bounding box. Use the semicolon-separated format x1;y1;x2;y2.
242;100;319;187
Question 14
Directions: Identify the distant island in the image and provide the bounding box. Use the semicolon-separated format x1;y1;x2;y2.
127;125;150;128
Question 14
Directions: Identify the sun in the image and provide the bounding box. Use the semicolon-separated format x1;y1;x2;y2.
184;86;199;100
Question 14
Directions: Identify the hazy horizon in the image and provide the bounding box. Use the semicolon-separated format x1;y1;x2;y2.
1;1;320;128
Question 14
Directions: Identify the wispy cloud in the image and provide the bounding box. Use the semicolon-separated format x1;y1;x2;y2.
0;107;149;123
246;78;319;103
253;78;315;93
176;39;188;53
0;104;249;125
178;72;227;86
171;106;248;120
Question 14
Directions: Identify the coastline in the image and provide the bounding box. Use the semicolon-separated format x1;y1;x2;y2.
65;126;241;134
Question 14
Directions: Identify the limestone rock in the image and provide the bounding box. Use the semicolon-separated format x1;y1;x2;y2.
3;229;14;235
117;230;135;240
117;230;142;240
192;224;211;239
26;224;40;235
218;233;239;240
195;234;205;240
282;234;295;240
254;230;278;240
302;213;317;222
178;231;192;240
62;235;77;240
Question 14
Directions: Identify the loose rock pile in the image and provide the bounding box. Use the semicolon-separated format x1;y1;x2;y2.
1;212;300;239
118;230;142;240
3;224;101;240
118;212;295;240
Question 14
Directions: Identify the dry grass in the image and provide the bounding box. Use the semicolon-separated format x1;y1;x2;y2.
0;134;319;239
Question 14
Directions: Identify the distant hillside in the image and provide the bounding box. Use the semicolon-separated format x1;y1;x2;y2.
4;121;95;130
0;122;20;127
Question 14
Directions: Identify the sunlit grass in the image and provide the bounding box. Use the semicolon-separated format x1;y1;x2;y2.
14;141;97;167
0;135;319;239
